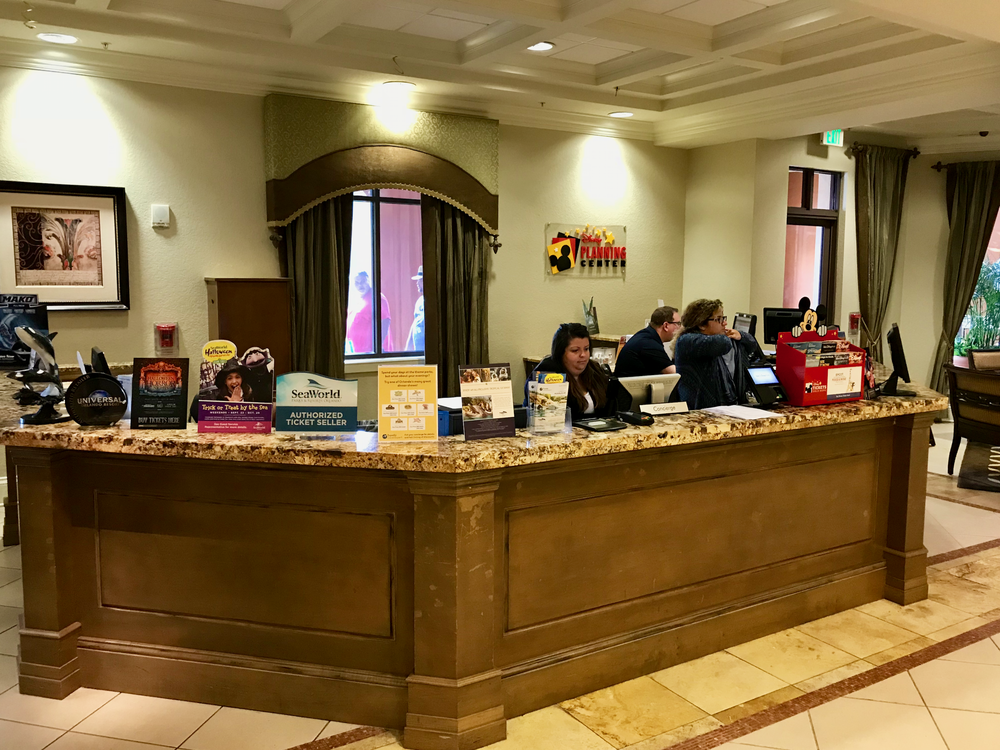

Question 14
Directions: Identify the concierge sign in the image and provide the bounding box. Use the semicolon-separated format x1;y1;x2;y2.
545;223;626;276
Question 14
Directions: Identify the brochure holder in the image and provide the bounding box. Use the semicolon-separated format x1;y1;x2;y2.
776;330;866;407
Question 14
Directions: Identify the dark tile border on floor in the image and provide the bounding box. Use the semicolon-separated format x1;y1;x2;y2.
286;725;387;750
927;537;1000;566
663;616;1000;750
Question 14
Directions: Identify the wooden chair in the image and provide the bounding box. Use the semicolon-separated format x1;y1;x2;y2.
945;364;1000;474
968;349;1000;370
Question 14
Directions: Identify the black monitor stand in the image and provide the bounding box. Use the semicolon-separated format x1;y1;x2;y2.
880;371;917;397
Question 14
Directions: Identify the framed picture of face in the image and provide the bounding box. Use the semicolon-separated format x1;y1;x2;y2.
0;181;129;310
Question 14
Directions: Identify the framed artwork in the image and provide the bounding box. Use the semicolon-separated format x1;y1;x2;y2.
0;181;129;310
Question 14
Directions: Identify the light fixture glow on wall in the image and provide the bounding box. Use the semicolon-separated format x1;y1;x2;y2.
36;33;78;44
527;42;554;51
608;111;633;118
371;81;418;133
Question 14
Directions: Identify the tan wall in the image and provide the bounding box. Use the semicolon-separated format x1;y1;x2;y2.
682;140;757;315
0;69;280;366
888;166;950;386
493;125;688;394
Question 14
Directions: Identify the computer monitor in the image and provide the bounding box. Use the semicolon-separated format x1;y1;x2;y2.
882;323;916;397
762;308;802;344
733;313;756;337
618;373;681;407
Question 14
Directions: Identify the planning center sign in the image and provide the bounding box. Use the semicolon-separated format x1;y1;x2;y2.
545;223;626;276
276;372;358;433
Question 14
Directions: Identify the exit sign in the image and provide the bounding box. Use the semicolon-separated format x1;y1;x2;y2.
822;129;844;147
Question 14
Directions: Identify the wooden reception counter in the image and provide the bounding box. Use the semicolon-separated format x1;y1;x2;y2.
1;387;945;750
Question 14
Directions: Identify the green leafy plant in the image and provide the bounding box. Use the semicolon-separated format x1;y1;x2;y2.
955;260;1000;356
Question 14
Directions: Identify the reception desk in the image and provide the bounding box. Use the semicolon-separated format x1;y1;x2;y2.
1;387;945;750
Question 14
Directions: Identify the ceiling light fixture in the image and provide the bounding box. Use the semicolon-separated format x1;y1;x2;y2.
527;41;554;51
382;80;415;90
609;111;633;118
37;32;78;44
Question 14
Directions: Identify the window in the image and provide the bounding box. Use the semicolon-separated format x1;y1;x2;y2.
954;220;1000;359
345;189;424;358
784;168;841;315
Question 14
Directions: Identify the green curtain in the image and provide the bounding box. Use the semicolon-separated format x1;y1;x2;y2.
285;196;353;378
421;197;490;396
930;161;1000;393
855;145;915;362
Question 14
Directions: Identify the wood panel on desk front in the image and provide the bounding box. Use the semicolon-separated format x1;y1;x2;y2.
65;455;413;725
494;421;894;715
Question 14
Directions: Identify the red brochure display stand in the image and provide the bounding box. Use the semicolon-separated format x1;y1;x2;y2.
776;330;867;406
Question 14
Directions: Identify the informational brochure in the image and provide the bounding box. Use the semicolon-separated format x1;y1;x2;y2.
196;340;274;434
378;365;438;442
702;405;782;420
458;363;515;441
276;372;357;433
527;372;570;434
827;366;863;399
0;294;48;370
130;358;189;429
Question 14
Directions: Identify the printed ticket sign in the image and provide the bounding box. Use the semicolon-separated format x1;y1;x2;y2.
458;363;515;440
196;339;275;434
378;365;438;442
276;373;357;432
131;357;190;429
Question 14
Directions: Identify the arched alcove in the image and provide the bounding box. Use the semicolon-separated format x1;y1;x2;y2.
266;144;498;233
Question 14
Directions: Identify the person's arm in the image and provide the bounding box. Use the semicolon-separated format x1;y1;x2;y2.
661;364;677;374
734;331;759;359
677;333;732;361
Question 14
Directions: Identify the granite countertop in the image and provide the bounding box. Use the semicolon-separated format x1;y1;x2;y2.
0;375;947;473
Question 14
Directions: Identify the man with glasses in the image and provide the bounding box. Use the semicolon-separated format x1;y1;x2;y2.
613;306;680;378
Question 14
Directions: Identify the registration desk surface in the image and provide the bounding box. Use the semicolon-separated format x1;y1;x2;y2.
1;387;946;750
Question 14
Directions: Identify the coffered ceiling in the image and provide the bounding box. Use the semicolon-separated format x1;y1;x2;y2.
3;0;1000;150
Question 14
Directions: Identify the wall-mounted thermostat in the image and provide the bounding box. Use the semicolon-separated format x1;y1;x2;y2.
151;204;170;229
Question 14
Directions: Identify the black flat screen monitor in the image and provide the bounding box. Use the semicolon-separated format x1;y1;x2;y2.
882;323;916;397
763;308;802;345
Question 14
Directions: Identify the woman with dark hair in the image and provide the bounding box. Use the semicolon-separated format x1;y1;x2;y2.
674;298;758;409
525;322;631;419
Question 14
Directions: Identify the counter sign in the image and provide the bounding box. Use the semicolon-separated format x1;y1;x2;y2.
276;372;357;432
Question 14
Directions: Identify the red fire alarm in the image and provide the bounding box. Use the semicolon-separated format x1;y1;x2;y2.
155;322;178;355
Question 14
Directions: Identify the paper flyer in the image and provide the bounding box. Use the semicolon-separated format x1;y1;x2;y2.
276;372;358;433
196;339;274;433
378;365;438;442
131;358;189;429
0;294;48;370
458;363;515;440
527;371;569;434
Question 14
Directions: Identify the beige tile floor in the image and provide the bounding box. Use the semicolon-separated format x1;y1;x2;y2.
2;443;1000;750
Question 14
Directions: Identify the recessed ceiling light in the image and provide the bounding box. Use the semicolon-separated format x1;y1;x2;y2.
609;111;633;118
36;33;78;45
527;41;554;51
382;80;415;90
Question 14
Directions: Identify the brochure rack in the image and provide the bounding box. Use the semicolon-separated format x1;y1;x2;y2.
775;330;866;406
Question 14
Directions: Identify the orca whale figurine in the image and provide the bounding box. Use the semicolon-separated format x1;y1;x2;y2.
8;326;70;424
